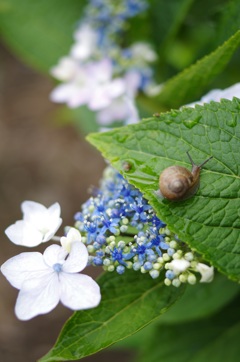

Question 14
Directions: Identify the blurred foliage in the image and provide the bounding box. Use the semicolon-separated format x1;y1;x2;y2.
0;0;87;72
156;30;240;108
1;0;240;83
1;0;240;131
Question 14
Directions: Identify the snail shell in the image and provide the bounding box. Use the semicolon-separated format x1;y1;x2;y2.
159;152;212;201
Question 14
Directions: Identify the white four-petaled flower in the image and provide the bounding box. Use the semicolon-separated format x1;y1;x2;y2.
5;201;62;247
1;240;101;320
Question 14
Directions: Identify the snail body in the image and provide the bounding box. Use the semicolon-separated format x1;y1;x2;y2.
159;152;212;201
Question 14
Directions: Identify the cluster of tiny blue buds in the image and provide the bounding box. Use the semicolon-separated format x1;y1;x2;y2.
73;167;207;287
83;0;154;85
85;0;148;46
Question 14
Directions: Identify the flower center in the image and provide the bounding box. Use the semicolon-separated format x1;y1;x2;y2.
53;263;63;273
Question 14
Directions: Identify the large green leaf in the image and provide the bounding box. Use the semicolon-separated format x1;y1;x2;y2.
40;270;184;362
138;293;240;362
87;98;240;281
140;322;240;362
154;30;240;108
114;273;240;350
159;273;240;323
0;0;86;72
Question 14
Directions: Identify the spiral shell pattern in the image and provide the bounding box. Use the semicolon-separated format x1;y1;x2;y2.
159;166;194;201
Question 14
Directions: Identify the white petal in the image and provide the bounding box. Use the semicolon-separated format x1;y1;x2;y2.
123;96;139;125
21;201;47;222
67;90;91;108
144;83;163;96
88;78;125;111
96;98;129;125
185;82;240;107
42;217;62;242
107;78;126;98
200;89;221;103
1;252;49;289
50;57;78;81
125;71;141;96
63;241;88;273
88;58;112;82
5;221;43;247
15;273;60;320
47;202;61;218
196;263;214;283
88;89;112;110
59;273;101;310
60;228;81;252
21;201;62;243
131;42;157;62
71;42;92;60
65;227;82;242
50;84;71;103
74;24;97;44
50;83;82;104
71;24;97;60
22;201;48;228
169;259;190;274
43;244;68;267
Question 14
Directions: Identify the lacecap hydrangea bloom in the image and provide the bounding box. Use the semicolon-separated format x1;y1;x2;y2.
73;166;214;287
50;0;160;128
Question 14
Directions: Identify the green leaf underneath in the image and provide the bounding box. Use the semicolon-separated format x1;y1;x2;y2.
40;270;184;361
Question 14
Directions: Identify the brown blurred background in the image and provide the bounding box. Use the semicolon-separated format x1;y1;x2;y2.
0;44;134;362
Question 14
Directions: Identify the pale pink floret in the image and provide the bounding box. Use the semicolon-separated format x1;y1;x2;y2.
50;58;126;110
185;82;240;107
96;96;139;126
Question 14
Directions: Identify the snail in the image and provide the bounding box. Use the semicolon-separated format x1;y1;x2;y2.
159;152;213;201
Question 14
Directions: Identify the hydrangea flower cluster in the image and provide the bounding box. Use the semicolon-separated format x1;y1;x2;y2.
0;168;214;320
50;0;160;128
73;167;214;287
